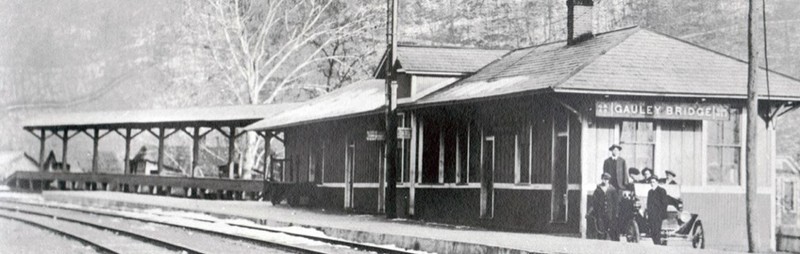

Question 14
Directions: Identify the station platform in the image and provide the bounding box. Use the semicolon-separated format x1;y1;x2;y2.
41;191;742;254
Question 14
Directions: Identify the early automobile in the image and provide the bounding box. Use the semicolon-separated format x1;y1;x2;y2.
620;183;705;248
587;183;705;248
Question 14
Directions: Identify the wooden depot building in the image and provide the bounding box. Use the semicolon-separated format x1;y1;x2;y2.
245;3;800;251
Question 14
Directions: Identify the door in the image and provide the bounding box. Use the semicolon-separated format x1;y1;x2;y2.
344;141;355;209
480;136;495;219
551;113;569;223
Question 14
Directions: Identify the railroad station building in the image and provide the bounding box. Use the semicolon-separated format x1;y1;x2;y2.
245;15;800;252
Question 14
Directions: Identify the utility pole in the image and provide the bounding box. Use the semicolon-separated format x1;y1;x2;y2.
746;0;761;252
384;0;399;219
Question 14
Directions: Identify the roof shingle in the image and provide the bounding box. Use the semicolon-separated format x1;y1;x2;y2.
245;79;386;131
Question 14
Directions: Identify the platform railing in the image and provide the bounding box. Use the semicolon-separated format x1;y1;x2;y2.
4;171;263;192
3;170;315;204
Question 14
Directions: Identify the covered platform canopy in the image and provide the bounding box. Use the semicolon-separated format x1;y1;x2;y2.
22;103;299;179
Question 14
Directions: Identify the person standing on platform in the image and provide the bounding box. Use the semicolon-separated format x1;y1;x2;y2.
646;176;668;245
603;144;627;190
590;173;621;241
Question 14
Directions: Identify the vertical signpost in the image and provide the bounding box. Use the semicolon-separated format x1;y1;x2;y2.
384;0;398;219
745;0;760;251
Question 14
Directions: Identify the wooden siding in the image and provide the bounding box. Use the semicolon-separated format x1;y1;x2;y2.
659;121;703;185
683;192;772;251
285;116;384;185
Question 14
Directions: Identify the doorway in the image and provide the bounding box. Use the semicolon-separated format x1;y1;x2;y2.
344;141;355;209
551;113;569;223
480;136;495;219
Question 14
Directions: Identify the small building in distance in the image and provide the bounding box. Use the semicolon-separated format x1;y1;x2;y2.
0;151;39;182
130;146;185;176
42;151;83;172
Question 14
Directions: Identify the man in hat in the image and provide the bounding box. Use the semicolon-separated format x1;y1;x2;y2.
646;176;668;245
603;144;628;190
589;173;620;241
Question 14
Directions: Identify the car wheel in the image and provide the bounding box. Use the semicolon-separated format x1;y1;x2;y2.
626;220;640;243
692;222;705;249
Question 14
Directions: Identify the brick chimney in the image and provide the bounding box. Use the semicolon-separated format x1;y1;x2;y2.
567;0;594;45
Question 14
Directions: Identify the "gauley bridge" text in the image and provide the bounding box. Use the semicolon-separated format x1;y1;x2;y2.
595;100;731;121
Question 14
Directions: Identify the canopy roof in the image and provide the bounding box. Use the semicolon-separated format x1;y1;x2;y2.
23;103;300;130
246;79;385;131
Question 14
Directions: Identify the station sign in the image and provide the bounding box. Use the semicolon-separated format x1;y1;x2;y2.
397;127;412;140
595;100;731;121
366;130;385;141
367;128;412;141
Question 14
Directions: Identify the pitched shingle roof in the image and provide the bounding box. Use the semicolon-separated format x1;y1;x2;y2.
375;45;509;77
415;27;639;105
245;79;386;131
416;27;800;105
556;29;800;100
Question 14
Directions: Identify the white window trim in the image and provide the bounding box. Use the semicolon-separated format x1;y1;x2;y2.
438;129;445;184
514;134;521;184
528;121;533;184
703;109;745;187
455;133;461;183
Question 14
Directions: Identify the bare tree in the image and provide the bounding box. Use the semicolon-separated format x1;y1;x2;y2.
181;0;376;178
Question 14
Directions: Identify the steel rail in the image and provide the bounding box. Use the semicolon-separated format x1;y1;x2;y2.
0;213;118;254
0;205;205;254
0;199;417;254
0;201;336;254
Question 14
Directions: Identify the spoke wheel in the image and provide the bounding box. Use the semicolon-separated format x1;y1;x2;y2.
692;223;705;249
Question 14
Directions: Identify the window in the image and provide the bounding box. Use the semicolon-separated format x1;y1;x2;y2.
620;121;655;171
308;152;315;182
706;109;741;185
783;181;796;212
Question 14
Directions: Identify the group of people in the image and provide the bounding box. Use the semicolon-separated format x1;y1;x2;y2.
588;144;676;245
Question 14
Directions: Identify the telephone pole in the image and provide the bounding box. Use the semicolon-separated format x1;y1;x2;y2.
745;0;761;251
384;0;398;219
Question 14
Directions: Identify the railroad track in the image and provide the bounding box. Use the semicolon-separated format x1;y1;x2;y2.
0;200;420;254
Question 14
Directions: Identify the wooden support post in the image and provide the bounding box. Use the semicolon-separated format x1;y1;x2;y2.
38;129;46;171
407;113;422;217
123;128;131;175
228;126;236;179
192;127;200;178
157;127;165;174
61;129;69;172
92;128;99;173
263;132;271;181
